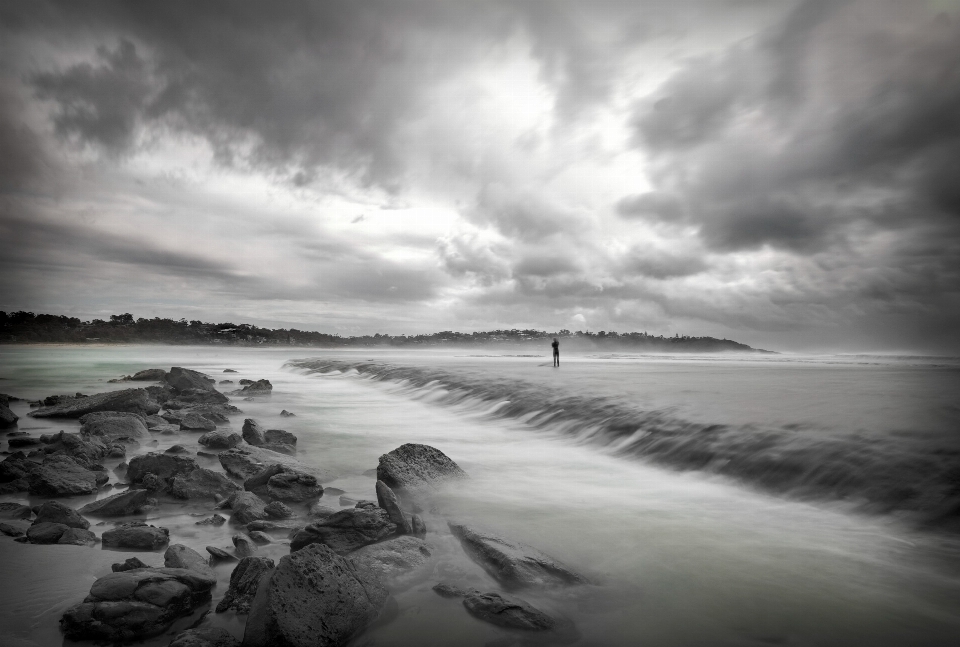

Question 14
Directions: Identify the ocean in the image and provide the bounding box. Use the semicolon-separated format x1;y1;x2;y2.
1;345;959;646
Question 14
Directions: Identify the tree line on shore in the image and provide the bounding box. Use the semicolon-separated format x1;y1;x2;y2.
0;311;765;352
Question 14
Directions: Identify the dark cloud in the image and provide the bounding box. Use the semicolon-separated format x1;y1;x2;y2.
616;192;685;222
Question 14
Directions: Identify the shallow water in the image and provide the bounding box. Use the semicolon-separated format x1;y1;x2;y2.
1;345;959;646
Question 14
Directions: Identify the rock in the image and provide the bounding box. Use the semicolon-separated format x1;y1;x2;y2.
242;543;387;647
432;582;473;598
131;369;168;381
0;401;18;428
80;489;151;516
165;544;216;580
79;411;151;441
462;591;567;632
180;413;217;431
264;501;294;518
241;419;266;446
0;501;32;520
102;521;170;550
232;533;258;557
198;431;243;449
196;514;227;526
206;546;236;561
216;556;275;615
280;410;295;417
376;444;467;504
0;520;28;536
60;566;217;641
58;527;99;545
141;472;167;492
29;388;160;418
172;388;230;406
218;445;328;482
223;369;238;373
248;531;271;545
113;557;150;572
28;454;106;496
169;627;241;647
350;536;432;583
128;452;199;483
219;380;234;384
264;429;296;445
238;379;253;385
449;523;586;589
39;430;110;468
375;480;413;534
157;424;181;435
166;367;216;393
171;468;241;501
223;491;268;524
246;519;300;533
236;379;272;395
339;495;360;506
290;507;398;555
144;414;167;428
308;503;338;520
34;500;90;528
260;442;296;456
26;521;77;543
411;514;427;538
8;436;41;448
166;444;190;453
244;464;322;503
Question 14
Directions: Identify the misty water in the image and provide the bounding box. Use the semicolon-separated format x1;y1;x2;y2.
1;345;960;647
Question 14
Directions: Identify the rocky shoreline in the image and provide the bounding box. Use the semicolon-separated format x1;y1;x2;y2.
0;366;589;646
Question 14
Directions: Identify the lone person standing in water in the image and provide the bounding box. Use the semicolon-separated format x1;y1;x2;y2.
552;337;560;367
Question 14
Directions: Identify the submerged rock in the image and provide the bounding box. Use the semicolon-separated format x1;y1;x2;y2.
290;506;398;555
102;521;170;550
180;413;217;431
130;369;168;381
169;627;240;647
350;535;432;583
241;543;387;647
165;544;216;580
280;410;295;417
244;464;321;503
196;513;227;527
264;429;296;446
462;591;573;634
0;502;32;520
29;388;159;418
376;443;467;504
113;557;150;572
235;379;272;395
216;556;275;614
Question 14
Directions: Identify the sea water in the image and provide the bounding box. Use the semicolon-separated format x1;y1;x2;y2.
0;345;959;646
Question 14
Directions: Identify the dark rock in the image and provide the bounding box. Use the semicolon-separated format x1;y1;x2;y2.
59;566;217;641
28;454;105;496
216;556;275;615
34;500;90;529
246;519;300;533
238;379;253;386
241;419;266;446
232;533;258;557
8;436;41;448
58;527;98;545
280;410;295;417
223;369;238;373
173;389;230;406
206;546;236;561
41;430;110;468
361;468;378;478
0;521;29;538
432;582;472;598
131;369;168;381
29;388;160;418
144;415;166;428
102;521;170;550
0;501;32;520
222;491;268;524
113;557;150;572
0;452;39;488
166;444;190;454
290;507;397;555
264;501;294;518
264;429;296;446
449;523;586;589
180;413;217;431
128;452;199;483
376;443;467;504
350;536;432;583
411;514;427;538
462;591;568;632
156;424;181;435
308;503;338;520
169;626;241;647
198;431;242;449
165;544;216;580
241;543;387;647
80;489;151;516
0;401;18;428
79;411;151;441
219;448;264;480
236;379;272;395
244;464;321;503
196;514;227;526
219;380;234;384
141;472;167;492
166;367;216;393
375;480;412;534
26;521;70;543
171;468;241;501
248;530;271;545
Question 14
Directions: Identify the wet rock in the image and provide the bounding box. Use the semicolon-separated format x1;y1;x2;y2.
411;514;427;538
165;544;216;580
0;501;32;520
280;410;295;417
308;503;338;520
350;536;432;583
30;388;160;418
241;419;266;446
219;445;328;481
377;443;467;504
244;464;322;503
173;388;230;406
223;369;238;373
79;411;151;441
59;566;217;641
180;413;217;431
290;506;398;555
0;401;18;428
28;454;106;496
157;424;181;435
246;519;300;533
242;543;387;647
26;521;71;543
169;626;241;647
166;444;190;453
58;527;99;546
248;530;271;545
449;523;586;589
141;472;167;492
0;520;28;536
232;533;258;557
166;367;217;393
113;557;150;572
432;582;473;598
34;500;90;528
264;501;294;518
41;431;110;468
128;452;199;483
102;521;170;550
264;429;296;446
0;451;39;489
144;414;167;428
219;380;233;384
236;379;272;395
131;369;168;381
238;379;253;386
171;468;241;501
80;489;151;516
8;436;41;448
206;546;236;562
216;556;275;615
196;513;227;526
198;430;243;449
462;591;569;633
375;480;413;534
221;491;268;524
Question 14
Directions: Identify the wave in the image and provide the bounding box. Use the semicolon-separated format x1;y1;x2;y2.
287;358;960;531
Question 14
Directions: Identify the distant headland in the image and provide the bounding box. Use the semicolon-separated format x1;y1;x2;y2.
0;311;773;353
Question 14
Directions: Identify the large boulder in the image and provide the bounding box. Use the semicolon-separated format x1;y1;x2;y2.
244;464;322;503
34;500;90;529
59;566;216;641
28;454;106;496
127;452;199;483
232;533;258;557
29;388;160;418
171;468;241;501
130;369;168;381
26;522;72;544
79;411;151;441
241;419;266;446
80;489;152;517
0;401;18;428
376;444;466;504
290;507;397;555
0;452;38;492
165;544;216;580
349;536;432;583
198;431;243;449
165;367;216;392
39;430;111;468
241;543;387;647
170;627;241;647
102;521;170;550
222;491;268;525
216;556;275;614
448;523;586;589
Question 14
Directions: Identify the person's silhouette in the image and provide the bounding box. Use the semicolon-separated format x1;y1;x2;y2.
552;337;560;367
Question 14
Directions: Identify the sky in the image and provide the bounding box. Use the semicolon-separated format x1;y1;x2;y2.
1;0;959;353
